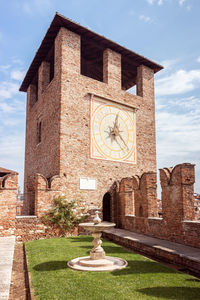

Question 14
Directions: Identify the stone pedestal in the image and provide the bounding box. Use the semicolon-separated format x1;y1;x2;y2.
90;232;105;260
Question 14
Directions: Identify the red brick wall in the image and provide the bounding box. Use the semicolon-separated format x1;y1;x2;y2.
23;26;157;215
0;174;17;236
14;216;78;242
115;163;200;248
0;172;78;241
59;27;157;212
34;173;68;218
23;29;62;214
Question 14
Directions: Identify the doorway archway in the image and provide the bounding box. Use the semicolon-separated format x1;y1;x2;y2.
103;192;111;222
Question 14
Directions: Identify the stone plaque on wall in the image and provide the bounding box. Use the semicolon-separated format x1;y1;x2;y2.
80;178;97;190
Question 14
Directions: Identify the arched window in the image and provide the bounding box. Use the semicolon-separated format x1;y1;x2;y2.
37;121;42;144
139;205;143;217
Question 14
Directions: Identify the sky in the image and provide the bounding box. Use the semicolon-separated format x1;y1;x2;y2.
0;0;200;194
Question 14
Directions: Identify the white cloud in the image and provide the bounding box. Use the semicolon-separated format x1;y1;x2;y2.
11;70;25;81
156;69;200;96
197;57;200;63
146;0;163;5
156;109;200;189
0;81;19;100
167;96;200;112
0;134;24;161
0;100;25;115
156;59;178;78
157;112;200;149
146;0;190;8
0;65;11;76
11;58;23;65
0;65;11;71
139;15;153;23
179;0;186;6
22;0;53;16
160;59;178;70
2;118;21;126
156;95;200;193
0;102;15;113
0;133;25;189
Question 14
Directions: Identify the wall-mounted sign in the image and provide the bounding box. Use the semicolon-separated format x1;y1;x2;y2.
80;178;97;190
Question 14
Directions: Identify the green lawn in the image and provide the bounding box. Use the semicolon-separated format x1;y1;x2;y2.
25;236;200;300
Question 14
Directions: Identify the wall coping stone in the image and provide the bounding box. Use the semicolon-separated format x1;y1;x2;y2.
182;220;200;224
148;217;163;221
16;216;37;219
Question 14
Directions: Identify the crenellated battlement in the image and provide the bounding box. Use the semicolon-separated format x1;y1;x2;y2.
0;164;199;246
0;173;18;236
160;163;195;224
34;173;68;218
110;163;200;248
117;172;158;221
0;173;18;190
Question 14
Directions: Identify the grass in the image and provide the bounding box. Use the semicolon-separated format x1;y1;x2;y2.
25;236;200;300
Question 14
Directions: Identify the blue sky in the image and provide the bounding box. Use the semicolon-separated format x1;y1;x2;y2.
0;0;200;194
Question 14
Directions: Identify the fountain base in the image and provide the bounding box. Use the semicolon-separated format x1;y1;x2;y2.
90;250;105;260
67;256;127;272
68;213;128;272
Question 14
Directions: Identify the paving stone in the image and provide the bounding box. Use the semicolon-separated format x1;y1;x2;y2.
0;236;15;300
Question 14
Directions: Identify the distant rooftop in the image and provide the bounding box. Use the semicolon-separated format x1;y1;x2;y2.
20;12;163;92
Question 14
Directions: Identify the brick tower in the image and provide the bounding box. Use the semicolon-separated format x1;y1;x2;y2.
20;13;163;216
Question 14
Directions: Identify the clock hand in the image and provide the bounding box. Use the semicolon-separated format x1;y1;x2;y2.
109;113;126;147
117;131;129;151
111;113;119;136
113;113;119;132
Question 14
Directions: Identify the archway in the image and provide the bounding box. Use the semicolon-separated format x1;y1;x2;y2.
103;192;111;222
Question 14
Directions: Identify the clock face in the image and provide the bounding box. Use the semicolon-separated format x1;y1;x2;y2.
90;95;136;163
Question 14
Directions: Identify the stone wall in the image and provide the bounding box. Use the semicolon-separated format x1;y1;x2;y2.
112;163;200;248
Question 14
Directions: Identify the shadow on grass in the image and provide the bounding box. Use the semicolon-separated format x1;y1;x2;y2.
69;236;92;243
33;261;67;271
137;287;200;299
112;260;175;275
186;278;200;282
33;260;174;274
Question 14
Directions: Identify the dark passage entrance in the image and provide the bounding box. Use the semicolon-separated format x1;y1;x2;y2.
103;192;111;222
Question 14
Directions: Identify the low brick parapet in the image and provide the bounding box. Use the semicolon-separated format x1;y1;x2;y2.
103;228;200;276
14;215;78;242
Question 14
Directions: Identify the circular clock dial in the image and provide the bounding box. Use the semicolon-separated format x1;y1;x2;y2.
92;103;135;161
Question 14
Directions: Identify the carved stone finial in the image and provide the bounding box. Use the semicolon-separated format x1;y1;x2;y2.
93;211;101;224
